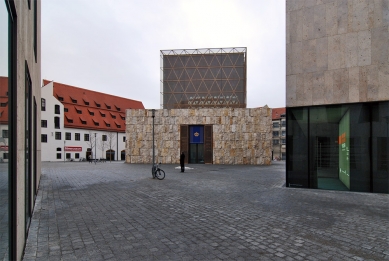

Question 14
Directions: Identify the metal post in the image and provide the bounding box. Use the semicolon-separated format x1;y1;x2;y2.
64;140;65;163
152;109;155;169
94;133;97;164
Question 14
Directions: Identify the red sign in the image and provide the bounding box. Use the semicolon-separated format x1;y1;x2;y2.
0;145;8;151
64;146;82;152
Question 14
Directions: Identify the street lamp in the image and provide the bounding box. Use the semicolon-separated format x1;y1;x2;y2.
152;109;155;176
94;133;97;164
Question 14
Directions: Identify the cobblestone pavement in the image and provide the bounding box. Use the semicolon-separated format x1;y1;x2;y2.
23;162;389;261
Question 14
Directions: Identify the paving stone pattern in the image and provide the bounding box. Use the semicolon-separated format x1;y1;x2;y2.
23;162;389;261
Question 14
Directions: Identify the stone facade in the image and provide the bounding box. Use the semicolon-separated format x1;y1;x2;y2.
126;107;272;165
286;0;389;107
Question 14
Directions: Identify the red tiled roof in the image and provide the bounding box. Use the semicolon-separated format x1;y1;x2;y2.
272;107;286;120
43;80;145;132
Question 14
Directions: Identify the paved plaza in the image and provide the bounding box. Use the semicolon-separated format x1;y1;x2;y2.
23;162;388;261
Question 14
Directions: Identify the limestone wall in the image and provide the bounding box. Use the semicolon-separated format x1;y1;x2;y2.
126;107;272;165
286;0;389;107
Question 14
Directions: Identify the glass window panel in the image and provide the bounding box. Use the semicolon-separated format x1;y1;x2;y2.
372;101;389;193
0;1;8;258
286;107;309;188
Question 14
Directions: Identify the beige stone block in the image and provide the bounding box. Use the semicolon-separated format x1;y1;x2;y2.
291;41;303;74
326;1;338;36
312;72;325;105
332;68;349;104
345;32;359;68
366;65;379;101
338;0;348;34
303;6;315;40
286;75;297;107
350;0;369;32
328;35;346;70
287;0;304;11
304;72;313;105
314;4;326;39
324;70;334;104
358;30;371;66
290;9;303;43
316;37;328;71
371;26;389;65
303;39;317;73
348;67;360;102
378;64;389;100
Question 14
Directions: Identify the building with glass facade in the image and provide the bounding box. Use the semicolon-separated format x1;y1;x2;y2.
1;0;42;259
160;47;247;109
286;0;388;193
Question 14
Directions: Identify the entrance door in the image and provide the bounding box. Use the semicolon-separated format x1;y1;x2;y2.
189;126;204;163
189;144;204;163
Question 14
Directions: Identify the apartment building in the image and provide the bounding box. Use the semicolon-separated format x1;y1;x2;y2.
272;107;286;160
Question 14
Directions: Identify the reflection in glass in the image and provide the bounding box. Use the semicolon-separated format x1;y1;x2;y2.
0;0;9;259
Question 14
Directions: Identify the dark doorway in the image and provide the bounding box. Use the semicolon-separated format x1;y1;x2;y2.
106;149;115;161
121;150;125;160
189;144;204;163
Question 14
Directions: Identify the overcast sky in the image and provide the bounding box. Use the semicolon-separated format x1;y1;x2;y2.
42;0;285;109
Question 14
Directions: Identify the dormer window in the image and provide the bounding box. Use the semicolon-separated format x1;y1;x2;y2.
64;108;68;112
75;107;82;114
115;121;121;128
70;96;77;103
110;112;116;119
95;101;101;107
115;105;120;111
100;111;106;117
105;103;111;109
92;118;99;126
83;98;89;105
88;109;94;116
57;95;64;101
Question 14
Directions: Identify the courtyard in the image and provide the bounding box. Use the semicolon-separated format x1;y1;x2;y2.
23;162;389;261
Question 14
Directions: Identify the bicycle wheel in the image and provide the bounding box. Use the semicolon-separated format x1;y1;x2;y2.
156;169;165;180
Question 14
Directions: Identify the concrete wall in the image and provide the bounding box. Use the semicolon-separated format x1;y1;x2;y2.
126;107;272;165
286;0;389;107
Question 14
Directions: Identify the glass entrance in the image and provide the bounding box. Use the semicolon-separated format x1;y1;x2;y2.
189;125;204;163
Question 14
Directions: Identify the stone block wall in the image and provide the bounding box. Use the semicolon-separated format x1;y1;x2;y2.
286;0;389;107
126;107;272;165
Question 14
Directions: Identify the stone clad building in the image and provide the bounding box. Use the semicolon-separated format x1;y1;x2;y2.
126;107;272;165
286;0;389;193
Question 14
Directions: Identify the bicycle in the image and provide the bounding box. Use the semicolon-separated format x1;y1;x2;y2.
152;162;165;180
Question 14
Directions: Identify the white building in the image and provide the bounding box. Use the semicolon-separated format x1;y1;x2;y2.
41;80;144;161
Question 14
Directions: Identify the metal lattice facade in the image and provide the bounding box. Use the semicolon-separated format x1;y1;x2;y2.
160;47;247;109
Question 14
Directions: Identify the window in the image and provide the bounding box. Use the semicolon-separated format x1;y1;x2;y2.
94;121;99;126
100;111;106;117
81;119;87;125
41;98;46;111
41;134;47;143
281;120;286;127
54;116;60;129
58;96;64;101
121;116;125;120
3;153;8;160
281;139;286;144
56;153;61;159
88;110;94;116
2;130;8;138
75;153;80;159
105;103;111;109
95;101;101;107
273;131;279;137
123;136;126;142
115;105;121;111
65;132;71;140
102;135;107;141
273;139;279;145
55;104;60;114
273;122;279;128
64;108;68;112
111;113;116;119
0;102;7;107
55;132;61;140
84;99;89;105
75;133;80;141
76;108;82;114
66;153;71;159
56;147;61;151
41;120;47;128
71;98;77;103
282;131;286;136
84;134;89;141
